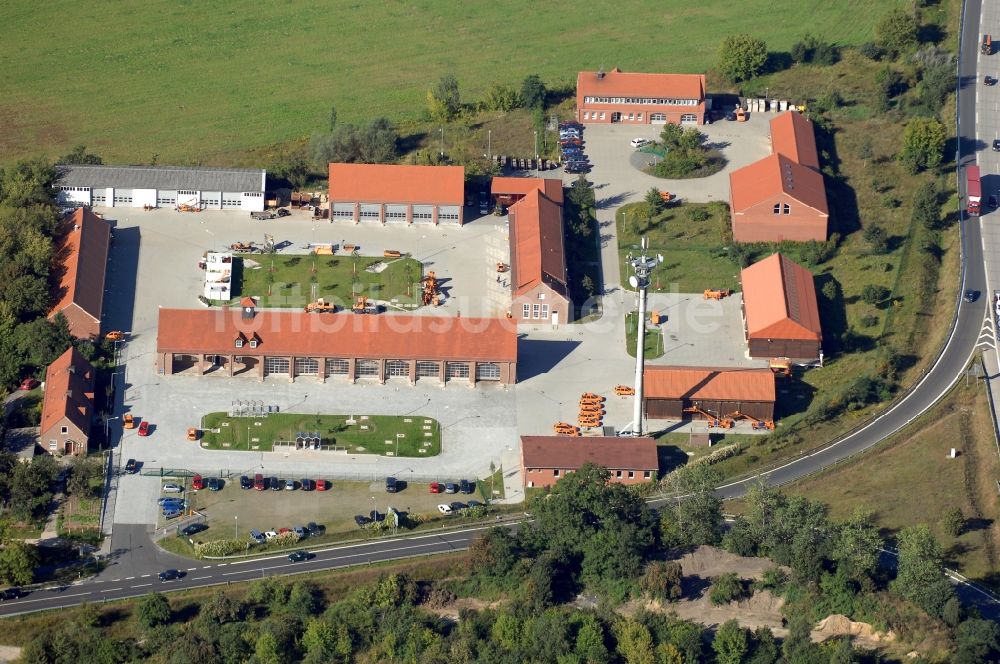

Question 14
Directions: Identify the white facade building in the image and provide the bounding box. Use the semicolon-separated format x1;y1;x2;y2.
203;252;233;301
56;165;266;212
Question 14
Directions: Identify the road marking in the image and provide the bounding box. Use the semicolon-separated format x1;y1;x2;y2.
186;568;197;571
133;583;152;588
16;591;95;605
124;576;135;580
216;563;227;566
192;576;210;581
140;574;150;578
101;588;122;593
201;565;211;569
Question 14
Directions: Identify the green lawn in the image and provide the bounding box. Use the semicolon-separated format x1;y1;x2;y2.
200;412;440;457
230;253;423;309
1;0;900;167
625;312;664;359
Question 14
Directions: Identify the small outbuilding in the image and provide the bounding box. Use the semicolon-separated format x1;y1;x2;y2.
643;366;776;422
740;253;822;363
520;436;658;488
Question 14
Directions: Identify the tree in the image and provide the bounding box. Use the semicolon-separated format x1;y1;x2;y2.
301;618;338;661
781;613;819;664
875;7;918;58
520;74;547;109
59;145;103;165
491;611;522;651
251;631;282;664
200;589;245;624
941;507;965;537
639;561;683;602
328;105;338;132
713;619;749;664
654;642;684;664
821;279;839;301
660;465;724;547
1;159;58;208
911;180;939;230
860;284;889;306
862;224;888;254
717;34;769;82
645;187;667;214
0;541;37;586
954;618;1000;663
574;614;609;664
709;573;744;605
469;527;519;579
428;74;461;122
891;524;954;617
747;626;780;664
659;123;685;149
830;507;883;582
899;117;946;173
614;619;656;664
134;592;171;631
581;274;596;298
482;82;519;112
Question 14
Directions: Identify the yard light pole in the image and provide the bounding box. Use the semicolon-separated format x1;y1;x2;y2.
533;130;538;174
488;129;492;160
104;416;119;447
235;515;238;540
439;128;444;158
627;237;662;436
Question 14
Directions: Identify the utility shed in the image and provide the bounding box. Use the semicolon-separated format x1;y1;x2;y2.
740;253;822;363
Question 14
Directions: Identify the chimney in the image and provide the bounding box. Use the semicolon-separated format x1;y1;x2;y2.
73;224;79;231
67;365;76;374
596;68;605;80
65;390;72;399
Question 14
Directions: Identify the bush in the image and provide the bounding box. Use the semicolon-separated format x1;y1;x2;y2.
710;573;745;605
859;42;882;60
687;207;711;222
194;538;249;558
860;314;879;328
640;561;683;603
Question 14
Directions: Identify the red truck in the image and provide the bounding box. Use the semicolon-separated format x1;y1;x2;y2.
967;165;982;216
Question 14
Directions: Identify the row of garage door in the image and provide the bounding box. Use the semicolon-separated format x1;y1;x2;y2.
204;356;501;380
330;203;462;224
88;189;248;209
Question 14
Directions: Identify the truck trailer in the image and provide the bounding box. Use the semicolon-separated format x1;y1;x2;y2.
984;34;993;55
967;165;982;216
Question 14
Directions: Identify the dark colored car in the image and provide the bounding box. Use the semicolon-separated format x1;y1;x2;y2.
180;523;208;536
300;478;315;491
206;477;222;491
449;502;468;512
254;473;265;490
0;588;22;601
306;521;325;536
288;551;314;562
459;479;474;494
158;569;183;582
444;483;458;494
269;477;282;491
986;75;998;86
124;458;138;474
565;163;590;174
18;378;38;391
240;475;252;490
354;515;371;527
467;500;484;509
385;476;398;493
965;290;979;303
191;474;204;490
276;208;291;217
369;510;385;522
158;498;185;508
993;139;1000;152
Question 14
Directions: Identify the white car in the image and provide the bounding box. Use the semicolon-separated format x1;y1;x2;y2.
162;483;183;493
264;530;278;540
630;137;652;148
437;504;453;515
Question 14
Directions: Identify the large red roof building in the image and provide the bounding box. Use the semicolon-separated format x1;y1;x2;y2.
729;112;829;243
507;183;571;326
740;253;822;363
48;208;111;339
520;436;658;488
327;164;465;225
155;303;517;385
643;366;776;422
39;347;96;456
576;68;707;126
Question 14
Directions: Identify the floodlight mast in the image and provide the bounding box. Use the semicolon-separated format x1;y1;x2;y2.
627;237;662;435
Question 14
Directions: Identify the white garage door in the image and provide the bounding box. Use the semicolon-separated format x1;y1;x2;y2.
325;358;350;376
416;361;440;378
385;204;407;224
412;205;434;224
437;205;461;225
201;192;222;209
355;359;379;378
264;357;290;376
358;203;381;223
294;357;319;375
475;363;501;381
680;114;698;124
650;113;667;124
113;189;133;206
222;192;242;209
332;203;355;221
157;190;177;206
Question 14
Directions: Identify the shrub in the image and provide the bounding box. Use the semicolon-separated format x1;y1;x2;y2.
710;573;745;605
640;561;684;603
860;314;879;328
859;42;882;60
687;207;711;222
194;538;249;558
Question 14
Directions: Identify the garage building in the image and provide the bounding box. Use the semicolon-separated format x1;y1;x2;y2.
643;366;776;422
155;302;516;385
576;68;707;125
48;207;111;339
521;436;658;488
508;185;571;326
39;347;96;457
729;112;828;242
327;163;465;225
741;253;822;363
55;165;266;211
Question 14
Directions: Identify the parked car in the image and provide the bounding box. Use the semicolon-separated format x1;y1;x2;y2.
449;502;468;512
986;75;998;86
991;195;999;210
180;523;207;536
630;137;652;148
479;195;490;215
306;522;325;536
300;478;315;491
162;509;182;520
137;421;150;436
157;498;184;507
206;477;222;491
191;475;204;490
288;551;313;562
276;208;291;217
124;459;138;474
354;515;371;527
264;530;278;540
437;504;453;515
284;479;296;491
17;378;38;391
459;479;474;494
385;476;398;493
162;483;183;493
269;477;281;491
565;163;590;174
444;483;458;494
158;569;183;582
316;479;330;491
467;500;484;509
278;527;291;535
292;525;306;538
239;475;252;490
254;473;265;490
249;529;266;544
993;139;1000;152
429;482;442;494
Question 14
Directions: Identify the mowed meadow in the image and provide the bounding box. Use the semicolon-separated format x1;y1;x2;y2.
2;0;895;167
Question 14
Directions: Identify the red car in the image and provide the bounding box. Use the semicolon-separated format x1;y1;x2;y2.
191;474;204;491
278;527;291;535
137;421;150;436
18;378;39;391
315;479;330;491
429;482;442;494
254;473;265;491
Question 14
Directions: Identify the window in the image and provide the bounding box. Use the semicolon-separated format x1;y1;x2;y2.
445;362;470;378
643;470;651;478
475;363;501;380
522;303;530;318
356;359;380;377
773;204;781;215
628;471;635;479
416;361;440;377
615;470;623;478
600;112;606;120
49;440;57;450
61;426;68;434
583;111;589;119
541;304;549;319
294;357;319;375
325;358;350;376
783;204;791;214
386;360;409;377
235;338;244;348
637;113;643;121
264;356;290;374
532;303;541;319
553;469;560;477
627;113;634;120
249;339;258;348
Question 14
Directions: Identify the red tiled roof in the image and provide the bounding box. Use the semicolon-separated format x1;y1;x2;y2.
156;309;518;362
728;153;829;214
40;347;95;437
240;296;257;308
521;436;658;471
741;253;821;341
48;208;111;327
509;190;568;298
491;177;564;205
577;69;705;101
769;112;820;170
327;164;465;205
643;366;776;403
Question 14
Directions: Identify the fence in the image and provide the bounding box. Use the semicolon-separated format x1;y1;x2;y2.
136;466;464;484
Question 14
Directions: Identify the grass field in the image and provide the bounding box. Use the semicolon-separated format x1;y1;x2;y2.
231;253;422;308
1;0;901;167
625;312;664;359
200;412;440;457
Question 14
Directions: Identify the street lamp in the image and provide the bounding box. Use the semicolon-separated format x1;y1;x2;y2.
626;237;663;436
533;130;538;174
104;416;119;444
235;515;238;539
439;128;444;158
371;496;377;525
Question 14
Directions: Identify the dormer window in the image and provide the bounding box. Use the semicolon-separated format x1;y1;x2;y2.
235;338;244;348
235;331;247;348
249;339;258;348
